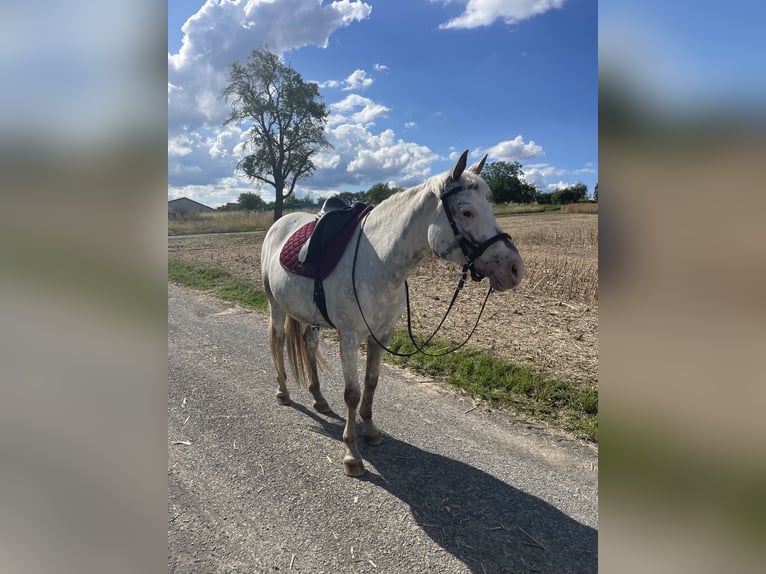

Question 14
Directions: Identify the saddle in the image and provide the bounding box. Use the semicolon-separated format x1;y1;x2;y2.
280;199;372;327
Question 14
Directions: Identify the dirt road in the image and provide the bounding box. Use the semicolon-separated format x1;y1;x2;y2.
168;283;597;573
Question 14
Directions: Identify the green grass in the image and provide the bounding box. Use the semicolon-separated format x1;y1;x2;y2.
168;258;597;441
386;331;598;441
168;259;269;311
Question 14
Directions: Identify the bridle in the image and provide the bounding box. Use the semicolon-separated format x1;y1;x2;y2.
351;179;512;357
440;180;515;282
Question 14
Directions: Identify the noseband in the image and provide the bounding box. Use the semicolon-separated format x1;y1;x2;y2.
441;181;514;282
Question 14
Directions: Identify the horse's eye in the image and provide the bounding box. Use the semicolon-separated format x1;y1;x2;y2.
462;210;473;218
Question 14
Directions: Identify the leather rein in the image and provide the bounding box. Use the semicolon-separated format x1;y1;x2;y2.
351;181;512;357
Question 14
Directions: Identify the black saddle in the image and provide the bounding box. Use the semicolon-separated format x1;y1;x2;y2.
302;200;369;268
294;201;370;328
317;196;348;217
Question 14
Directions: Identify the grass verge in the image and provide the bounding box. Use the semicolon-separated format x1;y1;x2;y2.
386;331;597;442
168;258;597;442
168;259;268;310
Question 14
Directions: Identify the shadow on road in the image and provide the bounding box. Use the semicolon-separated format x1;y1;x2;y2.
293;403;597;574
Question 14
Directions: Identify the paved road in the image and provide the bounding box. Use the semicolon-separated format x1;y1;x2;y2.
168;283;598;573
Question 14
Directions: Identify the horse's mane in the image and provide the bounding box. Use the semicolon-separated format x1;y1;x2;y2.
375;169;491;214
371;178;430;215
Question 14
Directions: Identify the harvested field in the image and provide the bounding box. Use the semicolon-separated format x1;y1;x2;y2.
168;211;598;387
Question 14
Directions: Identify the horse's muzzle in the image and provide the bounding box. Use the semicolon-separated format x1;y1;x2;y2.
485;253;524;292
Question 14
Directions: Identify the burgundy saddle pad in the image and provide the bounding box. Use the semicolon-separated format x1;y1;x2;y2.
279;205;372;280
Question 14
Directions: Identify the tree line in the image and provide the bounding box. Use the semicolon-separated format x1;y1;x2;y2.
218;181;403;213
481;161;595;205
217;192;317;213
221;164;595;213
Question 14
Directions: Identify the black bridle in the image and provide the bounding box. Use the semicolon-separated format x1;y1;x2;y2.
440;181;515;282
351;180;511;357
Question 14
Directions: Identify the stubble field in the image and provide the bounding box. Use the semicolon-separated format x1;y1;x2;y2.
168;211;598;389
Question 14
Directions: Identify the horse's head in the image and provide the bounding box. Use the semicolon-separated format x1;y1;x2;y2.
428;150;524;292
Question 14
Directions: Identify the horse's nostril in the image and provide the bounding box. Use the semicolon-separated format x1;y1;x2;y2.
511;263;518;276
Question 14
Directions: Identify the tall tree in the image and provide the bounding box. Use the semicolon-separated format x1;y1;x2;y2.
222;49;331;221
482;161;539;203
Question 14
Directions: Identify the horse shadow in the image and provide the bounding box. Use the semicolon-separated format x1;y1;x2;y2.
293;403;597;574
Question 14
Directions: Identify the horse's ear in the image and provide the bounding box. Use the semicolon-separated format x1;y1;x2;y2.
450;150;469;181
468;154;488;175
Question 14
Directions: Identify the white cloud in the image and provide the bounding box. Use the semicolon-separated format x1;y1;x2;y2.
318;68;374;91
437;0;566;30
167;1;459;205
447;147;465;161
329;94;389;126
310;92;437;189
519;163;597;193
404;121;417;129
343;69;373;90
169;87;438;202
208;124;244;160
168;0;372;136
483;135;544;161
167;123;258;191
168;132;196;157
573;166;597;175
315;125;438;188
524;163;563;175
168;0;373;199
544;180;574;192
521;163;565;189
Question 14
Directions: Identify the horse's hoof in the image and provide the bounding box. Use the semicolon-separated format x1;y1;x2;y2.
313;400;331;414
364;432;383;446
276;392;291;406
343;459;366;477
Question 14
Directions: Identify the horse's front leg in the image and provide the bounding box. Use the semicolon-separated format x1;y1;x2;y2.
360;332;390;446
339;332;365;477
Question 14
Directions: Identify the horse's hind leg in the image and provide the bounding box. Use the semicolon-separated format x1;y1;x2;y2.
339;332;365;477
268;305;291;406
303;326;330;413
360;333;389;446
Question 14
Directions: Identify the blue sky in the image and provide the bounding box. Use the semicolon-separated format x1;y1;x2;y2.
168;0;597;207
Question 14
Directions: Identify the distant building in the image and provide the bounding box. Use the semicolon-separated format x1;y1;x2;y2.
168;197;214;216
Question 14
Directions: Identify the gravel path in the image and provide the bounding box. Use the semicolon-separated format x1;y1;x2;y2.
168;283;597;573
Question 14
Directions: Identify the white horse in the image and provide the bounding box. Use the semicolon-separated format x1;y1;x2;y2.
261;150;524;476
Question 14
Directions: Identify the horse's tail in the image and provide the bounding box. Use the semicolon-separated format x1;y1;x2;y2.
284;316;310;387
284;318;330;387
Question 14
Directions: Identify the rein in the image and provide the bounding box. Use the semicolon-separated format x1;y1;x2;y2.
351;184;500;357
